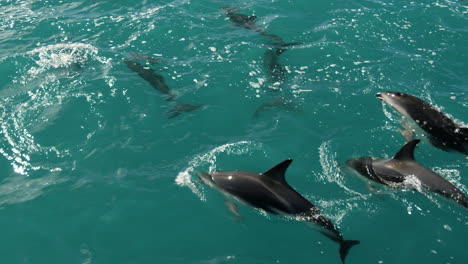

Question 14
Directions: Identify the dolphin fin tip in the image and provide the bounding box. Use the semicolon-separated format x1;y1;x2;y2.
339;240;360;264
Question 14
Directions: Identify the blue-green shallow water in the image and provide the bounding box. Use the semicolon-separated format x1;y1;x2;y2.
0;0;467;263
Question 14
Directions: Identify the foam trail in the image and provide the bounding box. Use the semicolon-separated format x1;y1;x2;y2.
318;140;363;196
0;42;112;175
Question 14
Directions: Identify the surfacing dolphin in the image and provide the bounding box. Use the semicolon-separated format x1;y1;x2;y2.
377;91;468;155
124;59;201;118
200;159;360;263
223;7;301;53
347;139;468;209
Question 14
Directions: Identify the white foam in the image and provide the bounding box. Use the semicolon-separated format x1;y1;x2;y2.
0;43;113;175
0;174;66;206
27;43;98;75
318;141;362;196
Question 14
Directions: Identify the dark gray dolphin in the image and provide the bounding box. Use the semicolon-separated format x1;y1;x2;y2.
124;59;201;118
377;91;468;155
253;49;296;117
128;52;163;65
263;48;287;84
347;139;468;209
125;59;174;99
253;96;301;118
223;7;301;52
200;159;359;263
223;7;259;31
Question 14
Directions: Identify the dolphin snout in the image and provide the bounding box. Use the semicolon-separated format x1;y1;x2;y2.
345;159;357;169
376;92;383;100
199;172;214;186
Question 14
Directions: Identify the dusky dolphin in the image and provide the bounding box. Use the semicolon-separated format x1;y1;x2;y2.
223;7;259;31
253;96;301;118
124;59;174;99
377;91;468;155
254;49;302;118
223;7;301;53
263;48;287;84
200;159;359;263
128;52;163;65
347;139;468;209
124;59;201;118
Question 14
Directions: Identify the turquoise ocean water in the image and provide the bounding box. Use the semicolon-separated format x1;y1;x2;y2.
0;0;467;263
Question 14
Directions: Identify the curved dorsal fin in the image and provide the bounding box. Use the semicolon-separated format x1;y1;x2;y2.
393;139;420;161
262;159;293;183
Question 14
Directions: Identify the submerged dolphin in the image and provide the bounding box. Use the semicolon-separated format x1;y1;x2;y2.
347;139;468;209
124;59;201;118
223;7;300;52
200;159;359;263
125;59;174;99
224;7;259;31
254;49;301;117
253;96;301;118
377;91;468;155
263;48;287;84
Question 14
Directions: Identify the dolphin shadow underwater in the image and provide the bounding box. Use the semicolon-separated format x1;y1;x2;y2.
347;139;468;209
124;59;201;119
377;91;468;155
200;159;360;263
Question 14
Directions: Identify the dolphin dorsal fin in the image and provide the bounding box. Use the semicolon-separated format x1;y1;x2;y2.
393;139;420;161
262;159;293;183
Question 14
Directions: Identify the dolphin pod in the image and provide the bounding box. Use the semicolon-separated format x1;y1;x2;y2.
118;7;467;264
200;159;360;264
223;7;302;117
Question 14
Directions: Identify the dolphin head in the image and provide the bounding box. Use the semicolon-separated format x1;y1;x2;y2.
346;157;375;179
376;91;420;119
199;172;216;188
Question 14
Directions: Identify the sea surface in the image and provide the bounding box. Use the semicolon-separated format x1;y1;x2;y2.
0;0;467;263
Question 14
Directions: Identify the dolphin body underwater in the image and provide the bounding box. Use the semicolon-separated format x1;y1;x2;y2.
347;139;468;209
124;59;201;118
377;91;468;155
263;48;287;84
200;159;360;263
223;7;301;53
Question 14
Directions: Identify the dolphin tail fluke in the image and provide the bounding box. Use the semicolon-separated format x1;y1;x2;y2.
339;240;360;264
165;94;177;102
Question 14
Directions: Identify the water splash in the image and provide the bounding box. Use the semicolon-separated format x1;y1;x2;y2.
0;42;112;175
318;140;362;196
